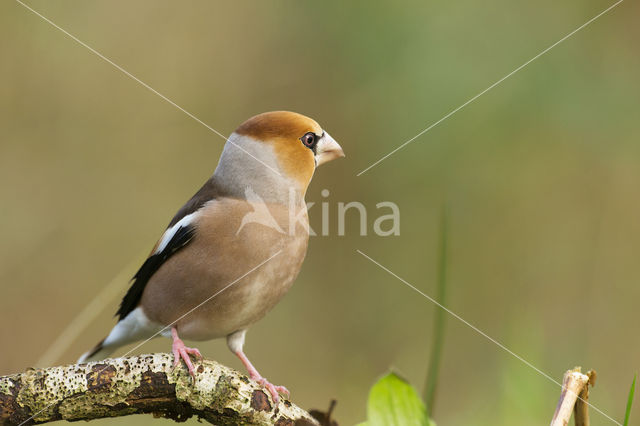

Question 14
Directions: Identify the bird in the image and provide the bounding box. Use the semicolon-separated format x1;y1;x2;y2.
78;111;344;403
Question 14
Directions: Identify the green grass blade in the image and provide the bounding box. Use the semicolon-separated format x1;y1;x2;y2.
424;204;449;415
623;374;636;426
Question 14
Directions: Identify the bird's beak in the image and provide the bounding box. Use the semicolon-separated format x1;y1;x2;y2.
315;131;345;167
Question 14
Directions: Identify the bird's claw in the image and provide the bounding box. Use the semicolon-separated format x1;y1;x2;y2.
252;374;289;405
234;348;290;405
172;338;202;381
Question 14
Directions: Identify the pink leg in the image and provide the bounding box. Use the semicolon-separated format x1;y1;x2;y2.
234;350;289;405
171;327;202;381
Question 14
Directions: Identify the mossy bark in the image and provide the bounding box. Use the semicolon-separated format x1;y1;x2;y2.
0;353;318;426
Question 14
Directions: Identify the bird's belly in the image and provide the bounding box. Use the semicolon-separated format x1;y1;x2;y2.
140;207;309;341
176;264;298;341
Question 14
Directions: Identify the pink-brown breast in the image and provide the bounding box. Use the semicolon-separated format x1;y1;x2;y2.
139;197;309;341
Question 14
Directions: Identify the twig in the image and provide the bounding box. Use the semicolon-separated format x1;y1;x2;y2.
550;367;592;426
574;370;596;426
0;353;318;426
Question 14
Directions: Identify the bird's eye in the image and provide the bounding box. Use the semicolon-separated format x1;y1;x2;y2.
300;132;317;148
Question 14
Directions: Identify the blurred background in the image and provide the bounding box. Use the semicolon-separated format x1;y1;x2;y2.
1;0;638;424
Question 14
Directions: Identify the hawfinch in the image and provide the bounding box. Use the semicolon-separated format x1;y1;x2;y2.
78;111;344;403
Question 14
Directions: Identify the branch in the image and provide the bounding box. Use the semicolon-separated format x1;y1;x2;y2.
550;367;594;426
574;370;596;426
0;353;319;426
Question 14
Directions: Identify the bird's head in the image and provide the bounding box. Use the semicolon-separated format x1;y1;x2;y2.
215;111;344;200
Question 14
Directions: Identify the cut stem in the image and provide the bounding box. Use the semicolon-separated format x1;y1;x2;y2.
550;367;592;426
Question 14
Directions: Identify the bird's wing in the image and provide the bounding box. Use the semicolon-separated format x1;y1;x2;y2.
167;178;220;227
116;178;221;321
116;213;198;321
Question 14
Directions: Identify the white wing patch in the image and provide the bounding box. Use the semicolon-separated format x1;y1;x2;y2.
156;211;199;254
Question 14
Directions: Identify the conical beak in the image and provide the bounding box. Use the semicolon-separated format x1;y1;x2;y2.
315;131;345;167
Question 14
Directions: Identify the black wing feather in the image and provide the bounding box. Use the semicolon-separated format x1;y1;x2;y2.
116;225;196;321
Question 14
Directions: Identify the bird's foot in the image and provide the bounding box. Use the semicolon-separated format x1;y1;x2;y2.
249;372;290;405
234;348;289;405
171;328;202;381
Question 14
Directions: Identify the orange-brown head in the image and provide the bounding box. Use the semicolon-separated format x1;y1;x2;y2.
234;111;344;188
213;111;344;203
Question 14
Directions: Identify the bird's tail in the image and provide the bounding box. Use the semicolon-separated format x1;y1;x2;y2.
78;338;117;363
77;308;161;363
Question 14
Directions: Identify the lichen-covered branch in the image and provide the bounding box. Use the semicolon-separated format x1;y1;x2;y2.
0;353;318;426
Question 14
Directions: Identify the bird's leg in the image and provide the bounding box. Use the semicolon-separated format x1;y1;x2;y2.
171;327;202;381
227;330;289;404
234;349;290;404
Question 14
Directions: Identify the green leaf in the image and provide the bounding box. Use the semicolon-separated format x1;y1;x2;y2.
623;375;636;426
366;372;435;426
